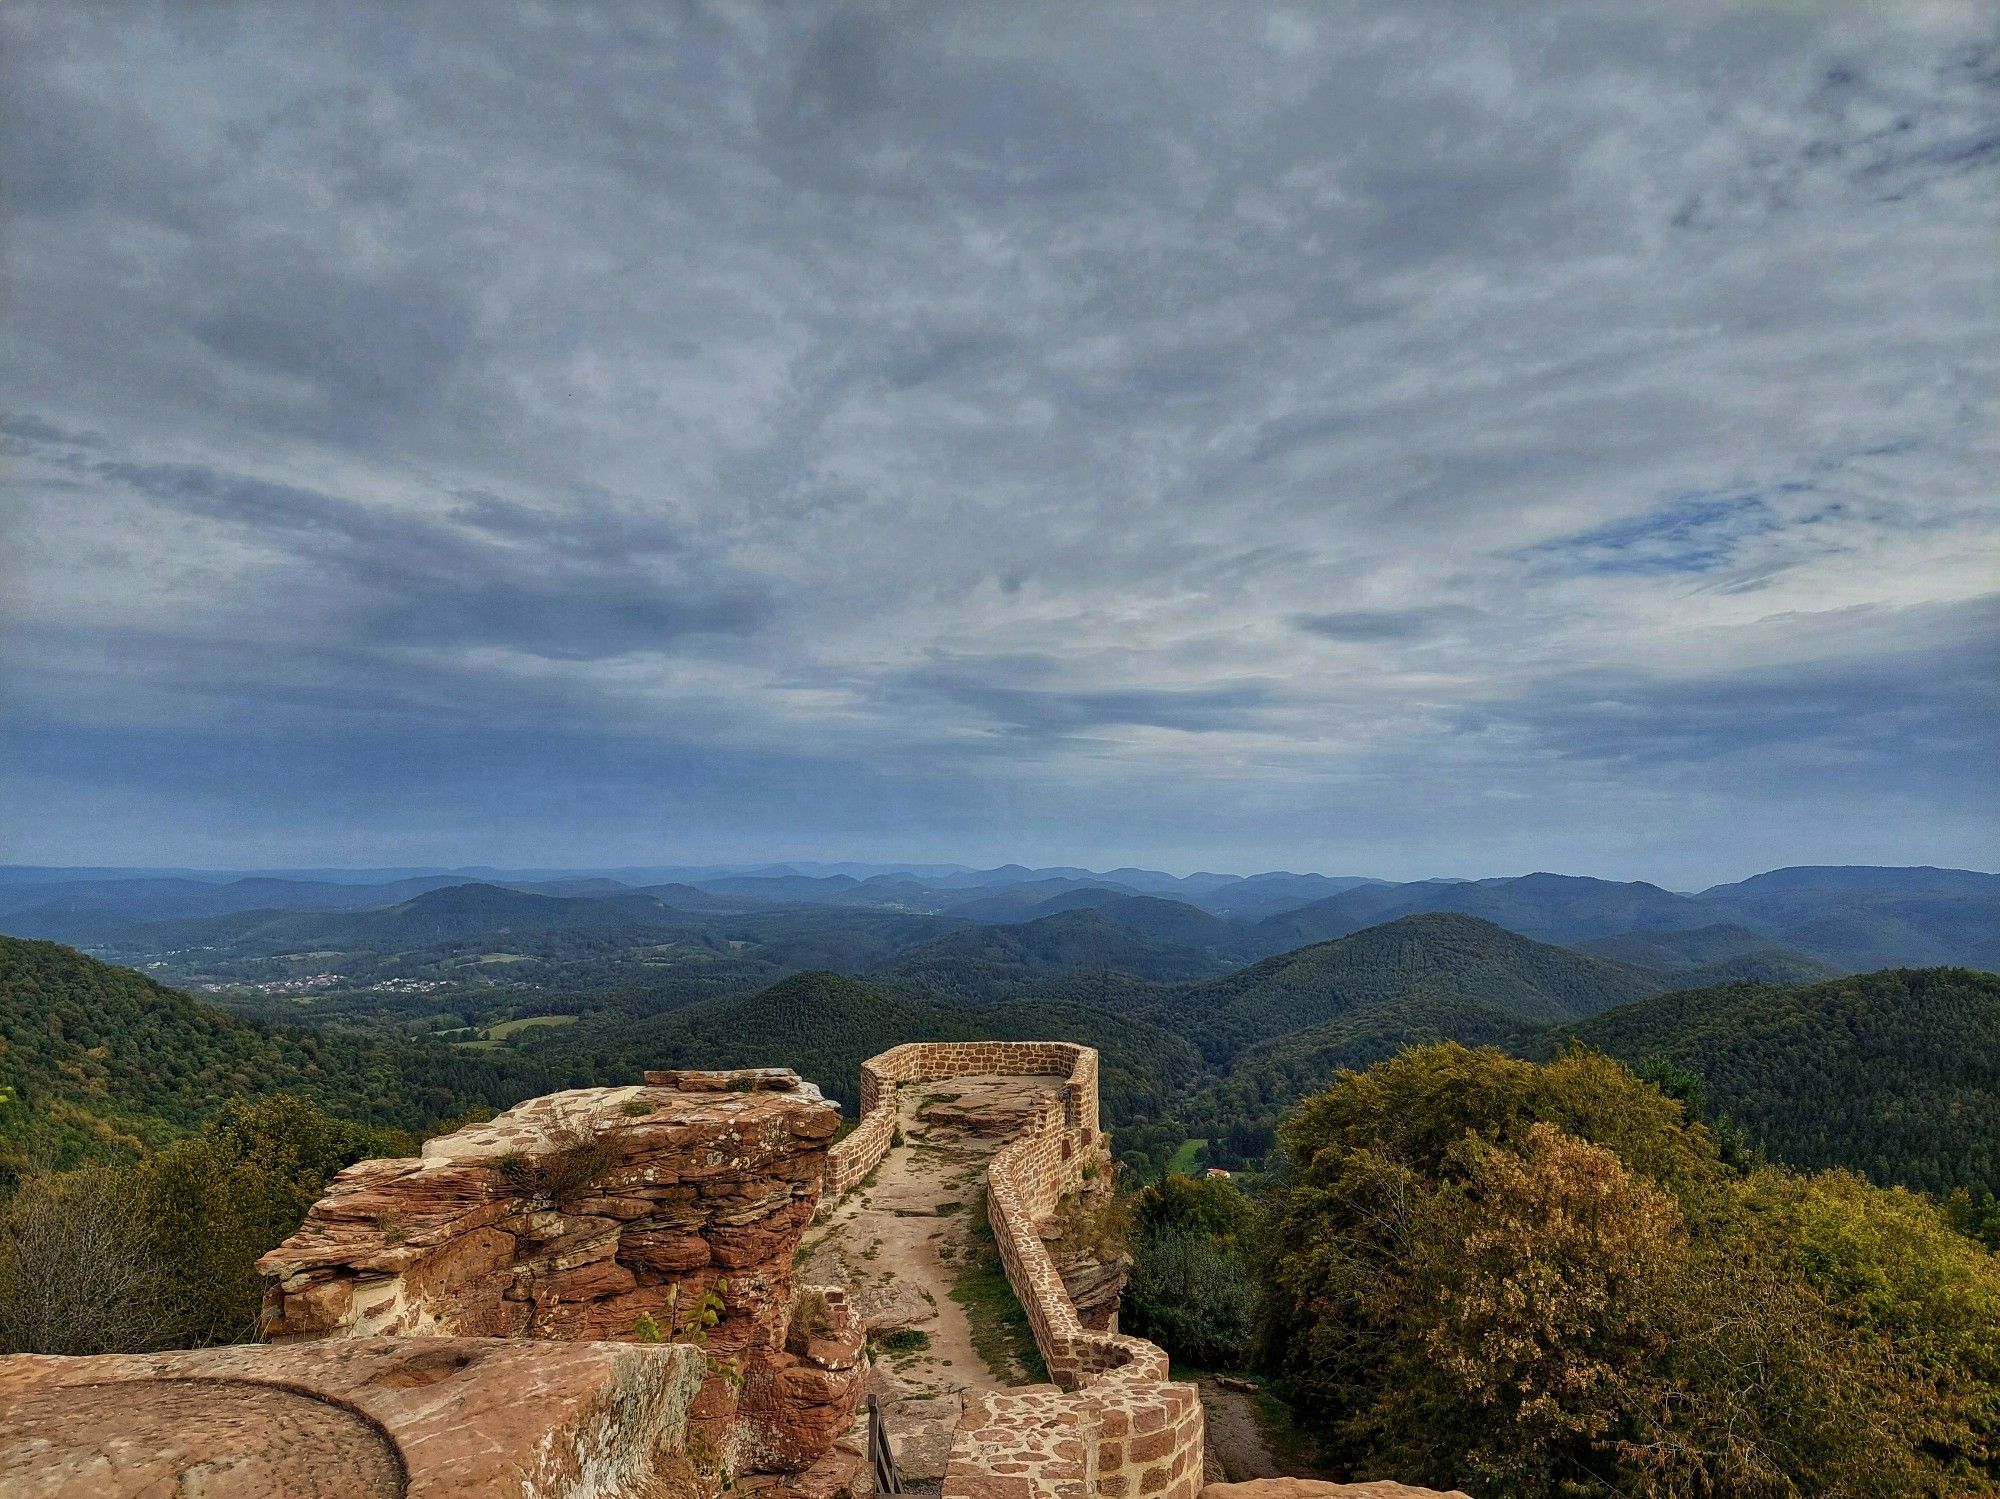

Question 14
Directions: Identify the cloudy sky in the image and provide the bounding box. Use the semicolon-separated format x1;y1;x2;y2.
2;1;1994;884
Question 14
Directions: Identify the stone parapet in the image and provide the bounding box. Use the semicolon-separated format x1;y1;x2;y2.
823;1041;1203;1499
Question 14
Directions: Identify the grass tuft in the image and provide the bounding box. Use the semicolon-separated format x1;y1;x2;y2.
948;1186;1048;1384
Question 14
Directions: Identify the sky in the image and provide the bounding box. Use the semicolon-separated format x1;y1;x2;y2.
1;1;1995;887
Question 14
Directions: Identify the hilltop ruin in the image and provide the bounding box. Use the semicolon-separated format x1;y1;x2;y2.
0;1044;1462;1499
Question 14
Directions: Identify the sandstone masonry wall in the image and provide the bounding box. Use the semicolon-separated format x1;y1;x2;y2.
825;1042;1204;1499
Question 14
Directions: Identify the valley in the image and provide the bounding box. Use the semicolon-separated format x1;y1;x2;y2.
2;860;1996;1204
3;859;1996;1497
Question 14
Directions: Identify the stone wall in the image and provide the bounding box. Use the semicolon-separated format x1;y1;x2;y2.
257;1069;865;1480
824;1041;1205;1499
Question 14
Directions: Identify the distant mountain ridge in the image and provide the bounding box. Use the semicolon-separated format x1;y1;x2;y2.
94;882;693;956
3;862;1993;973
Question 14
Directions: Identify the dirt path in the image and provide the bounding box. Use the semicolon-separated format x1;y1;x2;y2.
1196;1379;1284;1482
801;1075;1062;1483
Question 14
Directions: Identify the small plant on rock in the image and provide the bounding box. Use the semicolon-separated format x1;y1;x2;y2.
875;1328;930;1357
497;1125;619;1202
786;1288;834;1354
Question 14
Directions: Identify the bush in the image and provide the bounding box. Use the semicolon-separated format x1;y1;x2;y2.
1257;1043;1992;1497
1124;1171;1260;1368
1128;1219;1255;1368
0;1093;396;1353
786;1287;834;1353
497;1125;619;1201
0;1164;179;1355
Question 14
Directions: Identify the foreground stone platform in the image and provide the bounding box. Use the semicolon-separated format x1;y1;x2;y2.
0;1336;707;1498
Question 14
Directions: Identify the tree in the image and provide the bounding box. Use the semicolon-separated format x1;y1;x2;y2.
141;1094;409;1346
1124;1172;1260;1368
1256;1044;1991;1497
0;1093;403;1353
0;1164;181;1355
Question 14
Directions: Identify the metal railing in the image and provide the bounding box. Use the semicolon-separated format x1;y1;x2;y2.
867;1393;902;1494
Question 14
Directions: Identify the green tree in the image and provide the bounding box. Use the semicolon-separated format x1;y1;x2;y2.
0;1093;402;1353
1257;1043;1990;1497
1125;1172;1260;1368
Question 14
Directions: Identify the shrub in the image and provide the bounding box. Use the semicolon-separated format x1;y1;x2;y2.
786;1287;833;1353
497;1125;619;1202
1124;1169;1261;1368
1257;1044;1986;1497
0;1164;179;1355
1128;1219;1255;1368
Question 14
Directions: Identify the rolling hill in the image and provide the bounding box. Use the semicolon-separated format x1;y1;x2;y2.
1248;873;1711;951
92;883;694;958
1575;923;1838;985
1550;968;2000;1197
1013;890;1256;956
1147;912;1664;1064
0;936;540;1177
1693;868;2000;972
0;873;478;942
531;969;1204;1119
1240;867;2000;971
871;909;1233;1000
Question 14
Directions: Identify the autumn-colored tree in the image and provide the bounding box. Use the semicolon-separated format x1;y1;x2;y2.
1259;1044;1997;1497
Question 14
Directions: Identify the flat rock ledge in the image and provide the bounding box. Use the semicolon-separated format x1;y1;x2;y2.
0;1335;709;1499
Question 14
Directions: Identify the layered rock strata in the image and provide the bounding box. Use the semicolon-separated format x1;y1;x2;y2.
257;1069;864;1478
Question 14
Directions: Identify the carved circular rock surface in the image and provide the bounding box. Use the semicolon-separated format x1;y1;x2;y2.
0;1377;406;1499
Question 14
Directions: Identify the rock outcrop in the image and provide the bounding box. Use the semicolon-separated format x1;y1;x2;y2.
257;1068;864;1480
0;1336;709;1499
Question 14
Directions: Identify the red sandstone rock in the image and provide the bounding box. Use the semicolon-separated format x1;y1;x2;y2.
0;1336;708;1499
258;1074;860;1479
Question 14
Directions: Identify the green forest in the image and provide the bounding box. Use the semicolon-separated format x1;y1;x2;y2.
2;900;1996;1494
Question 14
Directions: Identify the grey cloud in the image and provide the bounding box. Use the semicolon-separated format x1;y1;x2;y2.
0;0;1993;875
1293;607;1483;642
90;457;773;661
1464;599;2000;777
189;269;477;425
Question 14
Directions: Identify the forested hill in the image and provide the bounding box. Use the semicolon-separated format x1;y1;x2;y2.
531;968;1204;1120
870;909;1233;1000
1145;912;1664;1064
98;881;691;956
0;936;542;1178
1551;968;2000;1197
